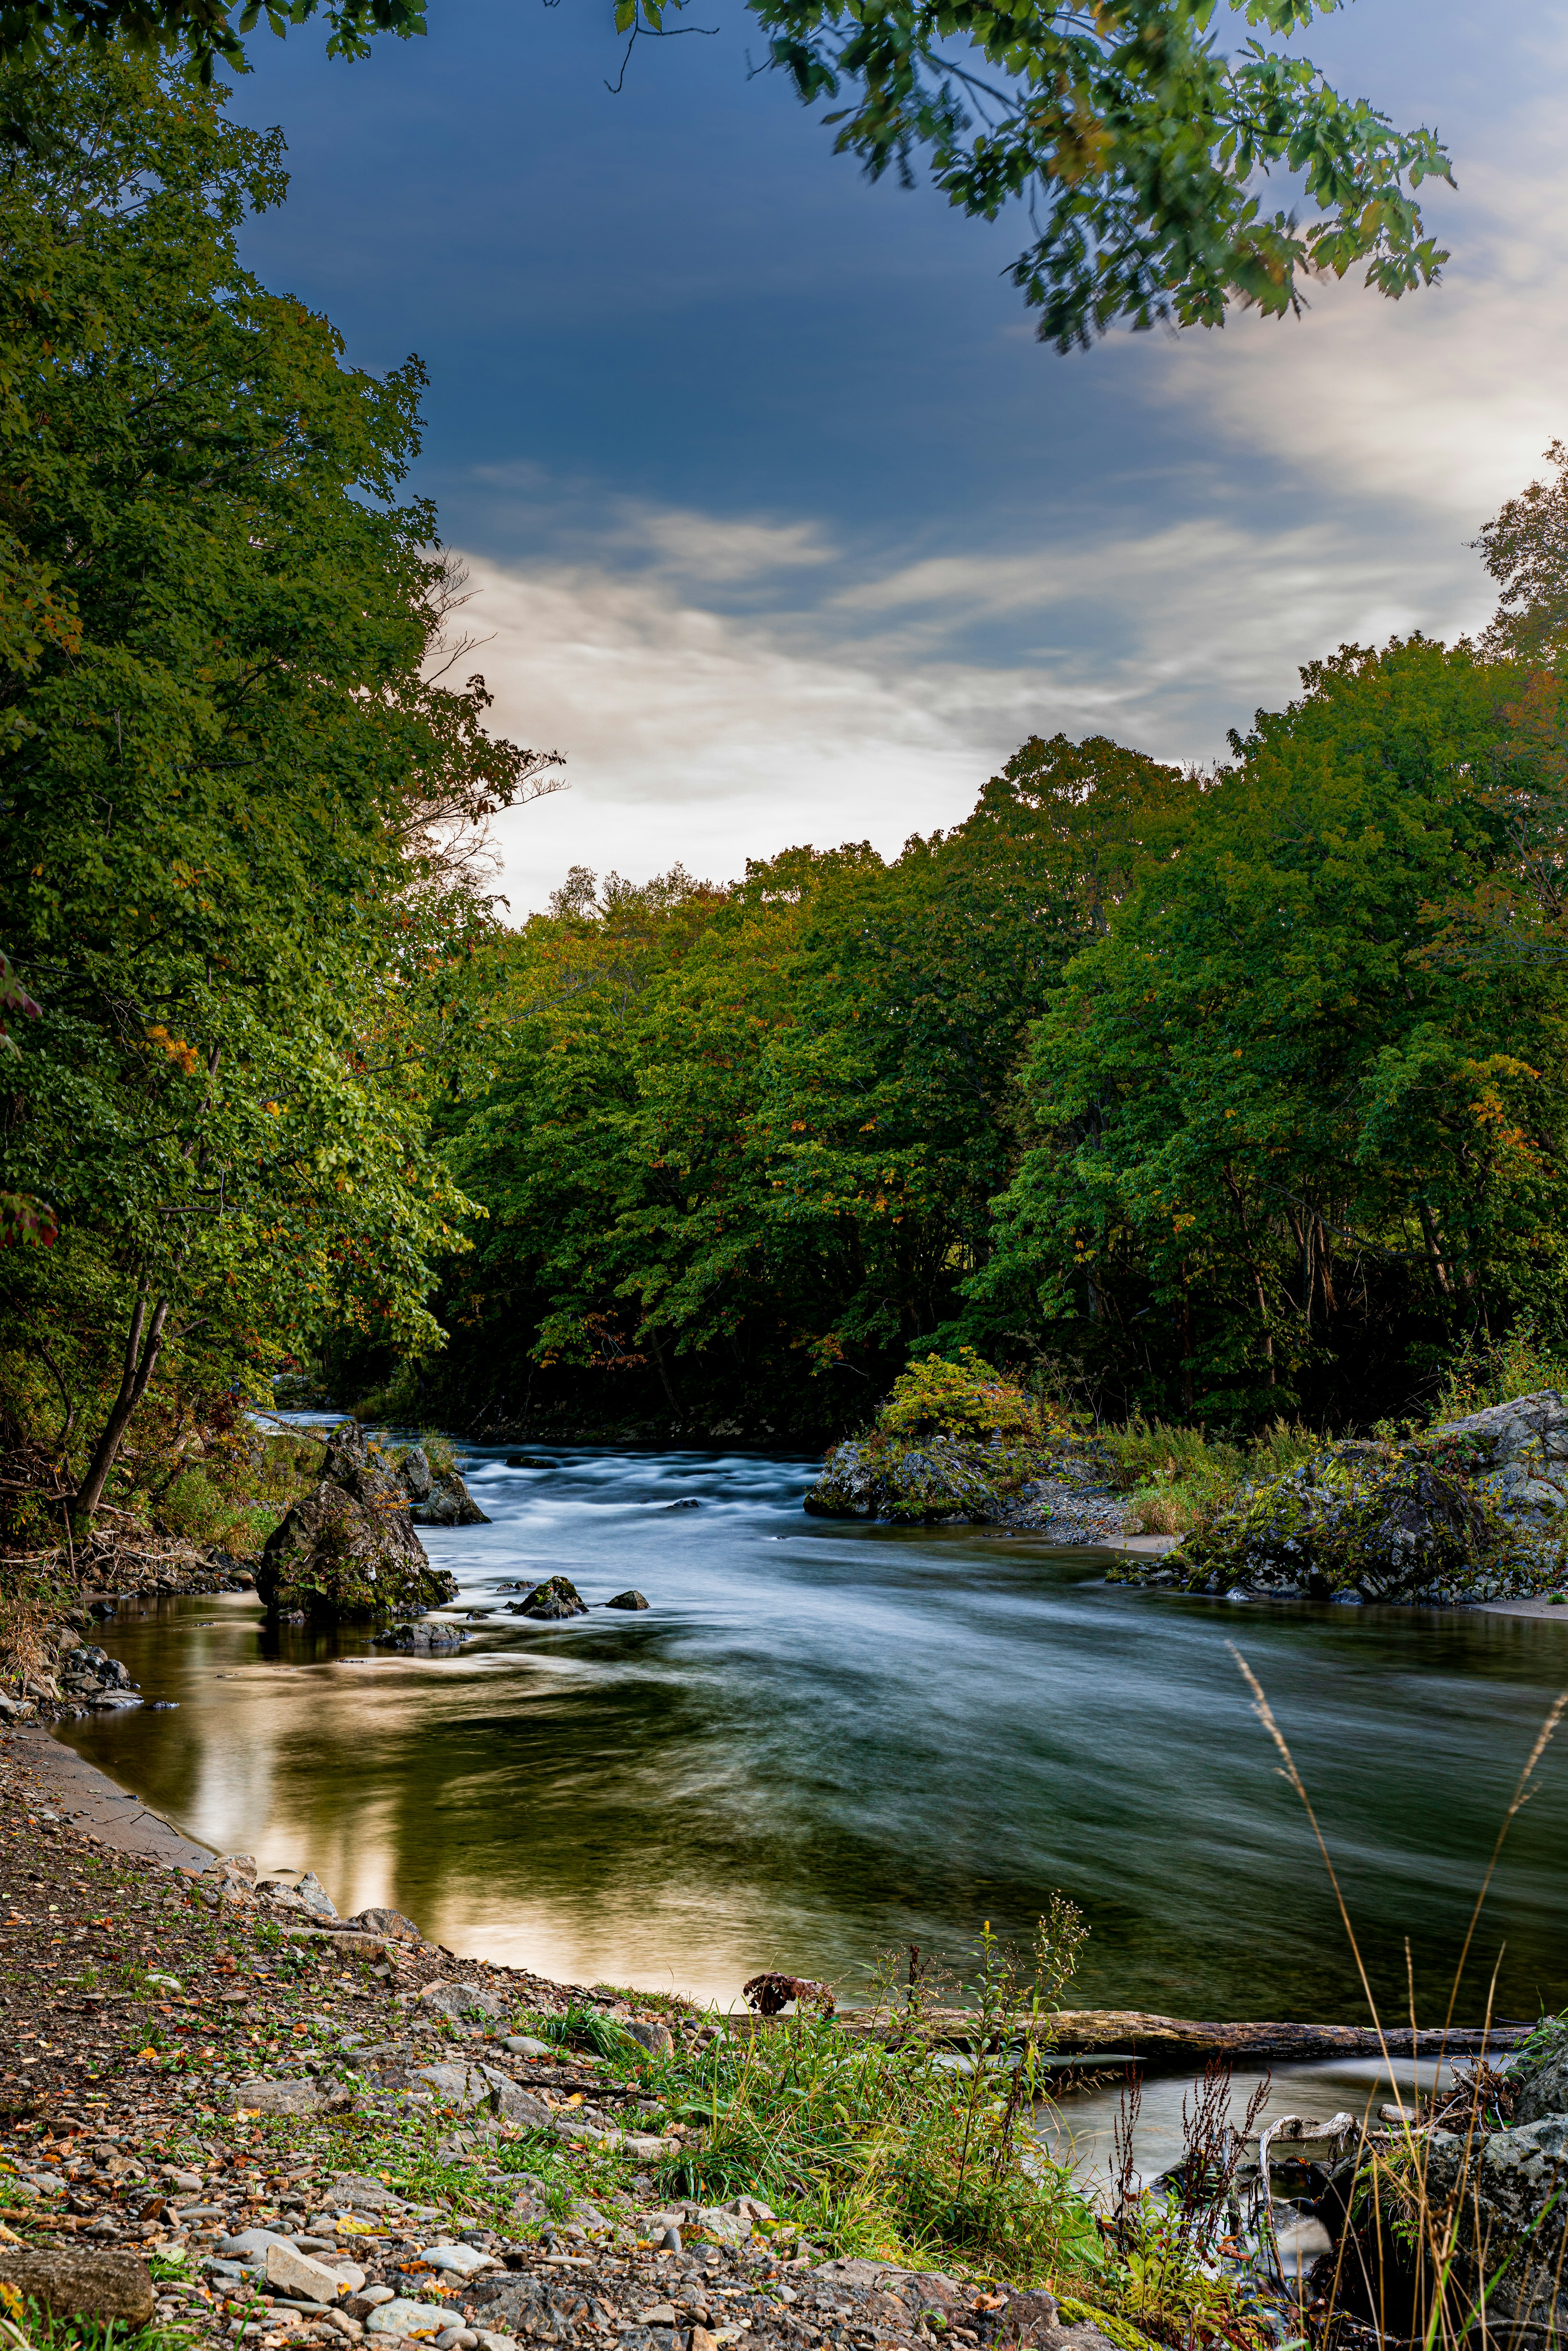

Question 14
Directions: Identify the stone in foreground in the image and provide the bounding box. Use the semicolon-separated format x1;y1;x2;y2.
367;2297;453;2338
267;2241;352;2301
0;2249;155;2325
258;1421;457;1623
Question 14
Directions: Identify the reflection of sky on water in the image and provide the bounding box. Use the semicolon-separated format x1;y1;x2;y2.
61;1441;1568;2019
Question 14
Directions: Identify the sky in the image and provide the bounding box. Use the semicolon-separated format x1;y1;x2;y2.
225;0;1568;913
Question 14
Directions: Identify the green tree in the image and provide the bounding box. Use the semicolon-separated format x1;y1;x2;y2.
973;639;1568;1422
0;0;1453;352
0;46;559;1518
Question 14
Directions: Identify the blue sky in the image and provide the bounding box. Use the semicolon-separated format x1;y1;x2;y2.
227;0;1568;909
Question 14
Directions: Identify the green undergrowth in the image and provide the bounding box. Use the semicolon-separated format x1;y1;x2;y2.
1101;1415;1323;1536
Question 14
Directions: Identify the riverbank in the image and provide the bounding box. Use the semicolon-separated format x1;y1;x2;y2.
0;1734;1208;2351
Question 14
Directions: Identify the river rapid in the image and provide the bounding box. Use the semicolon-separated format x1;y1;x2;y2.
60;1440;1568;2048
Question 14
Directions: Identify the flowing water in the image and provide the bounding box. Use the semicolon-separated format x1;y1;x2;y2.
59;1441;1568;2052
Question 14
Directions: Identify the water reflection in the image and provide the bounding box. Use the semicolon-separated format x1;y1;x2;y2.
60;1442;1568;2017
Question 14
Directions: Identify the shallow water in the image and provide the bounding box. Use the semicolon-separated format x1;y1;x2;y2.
60;1440;1568;2020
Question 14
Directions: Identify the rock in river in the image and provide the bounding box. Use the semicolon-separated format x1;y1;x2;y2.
257;1421;458;1624
1153;1389;1568;1604
399;1444;491;1527
513;1574;588;1620
606;1589;649;1610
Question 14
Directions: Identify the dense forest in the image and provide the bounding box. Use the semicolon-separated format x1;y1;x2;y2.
5;50;1568;1527
361;634;1568;1442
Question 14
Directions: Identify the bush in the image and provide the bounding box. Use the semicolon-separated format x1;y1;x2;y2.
879;1349;1038;1443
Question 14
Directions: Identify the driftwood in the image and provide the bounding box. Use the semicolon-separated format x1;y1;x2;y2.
730;2006;1531;2066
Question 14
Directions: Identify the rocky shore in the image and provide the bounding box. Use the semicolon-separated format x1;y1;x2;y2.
0;1738;1114;2351
804;1389;1568;1606
5;1727;1568;2351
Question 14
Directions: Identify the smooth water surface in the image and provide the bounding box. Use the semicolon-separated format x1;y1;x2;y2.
60;1442;1568;2018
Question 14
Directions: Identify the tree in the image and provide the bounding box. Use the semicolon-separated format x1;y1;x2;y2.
0;46;561;1518
1476;441;1568;669
0;0;1453;352
410;740;1196;1436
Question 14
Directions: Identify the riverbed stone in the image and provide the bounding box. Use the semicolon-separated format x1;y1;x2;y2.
419;1979;511;2024
267;2241;351;2301
232;2075;351;2117
258;1422;458;1624
0;2249;155;2325
367;2297;453;2338
606;1589;649;1610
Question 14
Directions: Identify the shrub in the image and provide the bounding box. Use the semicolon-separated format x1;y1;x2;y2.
879;1349;1038;1442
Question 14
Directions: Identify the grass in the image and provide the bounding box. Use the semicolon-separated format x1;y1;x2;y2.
1100;1416;1322;1537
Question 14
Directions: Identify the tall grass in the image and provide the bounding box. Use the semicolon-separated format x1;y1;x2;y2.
1229;1647;1568;2351
1102;1417;1321;1537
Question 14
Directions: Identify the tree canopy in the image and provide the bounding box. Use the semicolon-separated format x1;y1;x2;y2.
0;0;1454;351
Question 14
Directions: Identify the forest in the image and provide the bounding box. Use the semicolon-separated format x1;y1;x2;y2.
5;47;1568;1529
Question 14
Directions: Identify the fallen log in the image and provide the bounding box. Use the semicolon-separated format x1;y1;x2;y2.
729;2006;1532;2066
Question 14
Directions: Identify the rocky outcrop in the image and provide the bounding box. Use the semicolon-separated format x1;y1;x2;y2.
397;1444;490;1527
256;1422;457;1624
804;1432;1125;1534
1124;1390;1568;1606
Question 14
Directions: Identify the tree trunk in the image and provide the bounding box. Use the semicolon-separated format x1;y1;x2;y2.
72;1282;172;1524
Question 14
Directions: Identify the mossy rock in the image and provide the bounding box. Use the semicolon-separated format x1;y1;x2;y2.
1174;1403;1568;1603
804;1433;1072;1523
256;1420;458;1623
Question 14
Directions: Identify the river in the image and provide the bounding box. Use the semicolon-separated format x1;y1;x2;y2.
59;1439;1568;2049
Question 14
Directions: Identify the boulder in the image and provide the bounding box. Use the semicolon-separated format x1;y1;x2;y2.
1421;2113;1568;2338
373;1620;468;1652
804;1436;1041;1524
258;1422;457;1623
399;1446;434;1502
0;2250;155;2326
396;1443;490;1525
409;1471;490;1528
606;1590;649;1611
514;1574;587;1619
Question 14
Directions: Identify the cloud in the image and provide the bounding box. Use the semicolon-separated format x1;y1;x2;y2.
465;491;1488;917
627;509;837;582
1145;63;1568;528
